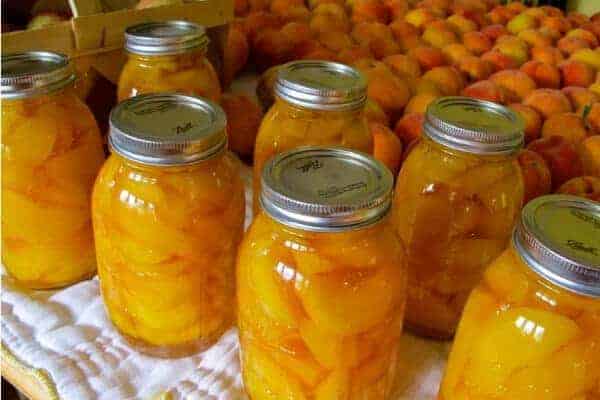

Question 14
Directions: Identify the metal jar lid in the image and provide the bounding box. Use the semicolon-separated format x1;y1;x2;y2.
109;93;227;166
1;52;76;100
260;147;393;232
424;96;524;155
513;195;600;298
125;21;209;56
274;60;367;111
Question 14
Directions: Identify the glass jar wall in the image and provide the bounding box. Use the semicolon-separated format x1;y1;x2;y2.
92;94;245;357
392;97;525;339
238;147;406;399
439;195;600;399
1;51;105;289
117;21;221;102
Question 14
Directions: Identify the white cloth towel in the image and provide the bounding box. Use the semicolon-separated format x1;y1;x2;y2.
1;165;450;400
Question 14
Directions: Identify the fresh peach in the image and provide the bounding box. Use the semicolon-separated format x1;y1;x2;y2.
371;122;403;175
414;0;452;17
567;12;590;28
481;24;509;43
243;12;284;43
593;12;600;23
446;14;478;35
541;112;588;144
570;48;600;71
590;81;600;98
364;98;390;126
586;102;600;134
458;55;494;81
487;6;512;25
540;27;563;43
489;69;537;103
413;78;444;95
405;92;441;114
383;54;422;80
248;0;270;11
310;4;352;33
223;24;250;88
354;59;411;121
451;0;488;15
383;0;409;20
540;16;572;35
409;46;448;71
389;19;420;41
540;6;563;18
235;0;250;16
508;103;542;143
517;149;552;203
566;28;599;48
530;45;564;65
520;60;561;89
221;93;263;159
493;35;530;66
462;31;492;55
557;60;595;88
394;112;425;145
581;21;600;39
351;0;390;24
527;135;584;189
338;45;374;65
507;12;538;34
404;8;437;29
523;7;547;21
557;176;600;201
481;50;518;72
422;25;458;48
579;135;600;177
557;36;591;57
461;80;505;103
308;0;345;8
517;29;552;48
295;40;338;60
270;0;306;15
505;1;526;14
316;31;354;53
523;88;572;119
443;43;473;65
351;22;400;59
561;86;599;114
421;66;466;96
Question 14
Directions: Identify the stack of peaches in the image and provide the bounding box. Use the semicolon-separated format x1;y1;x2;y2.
219;0;600;202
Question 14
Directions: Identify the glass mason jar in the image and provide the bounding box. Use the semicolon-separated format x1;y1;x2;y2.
238;147;406;399
92;93;245;357
1;52;105;289
117;21;221;102
253;61;373;214
392;97;525;339
440;195;600;400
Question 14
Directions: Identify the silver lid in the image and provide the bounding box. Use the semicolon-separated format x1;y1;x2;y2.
109;93;227;166
274;60;367;111
1;52;76;99
424;97;524;155
260;147;393;232
125;21;209;56
513;195;600;298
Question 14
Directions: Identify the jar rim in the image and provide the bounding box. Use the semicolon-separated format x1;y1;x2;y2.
125;21;209;56
1;51;76;100
260;147;393;232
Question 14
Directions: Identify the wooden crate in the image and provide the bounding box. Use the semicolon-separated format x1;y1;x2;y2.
1;0;233;83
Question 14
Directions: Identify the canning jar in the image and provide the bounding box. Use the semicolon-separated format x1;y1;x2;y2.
440;195;600;400
92;93;245;357
392;97;525;339
117;21;221;102
1;52;105;289
253;61;373;214
238;147;406;399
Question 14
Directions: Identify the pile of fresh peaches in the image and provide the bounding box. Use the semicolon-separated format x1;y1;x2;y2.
218;0;600;202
